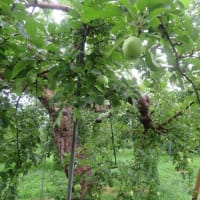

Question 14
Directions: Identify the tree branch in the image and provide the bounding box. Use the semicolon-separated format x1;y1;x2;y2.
25;1;72;12
158;17;200;105
159;101;194;127
137;95;194;135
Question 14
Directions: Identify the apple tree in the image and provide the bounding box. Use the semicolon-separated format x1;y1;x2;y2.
0;0;200;199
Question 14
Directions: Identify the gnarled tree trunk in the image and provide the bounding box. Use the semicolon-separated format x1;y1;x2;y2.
38;88;91;199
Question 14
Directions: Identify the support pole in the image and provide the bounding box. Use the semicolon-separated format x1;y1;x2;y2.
66;119;78;200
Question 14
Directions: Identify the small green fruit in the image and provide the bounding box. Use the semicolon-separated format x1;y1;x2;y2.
97;75;109;87
74;184;81;192
128;190;134;197
122;36;143;59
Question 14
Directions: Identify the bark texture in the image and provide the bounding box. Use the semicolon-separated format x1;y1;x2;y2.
38;88;92;199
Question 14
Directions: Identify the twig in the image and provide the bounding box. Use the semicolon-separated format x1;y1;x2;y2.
159;101;194;127
30;0;37;14
25;1;72;12
158;17;200;104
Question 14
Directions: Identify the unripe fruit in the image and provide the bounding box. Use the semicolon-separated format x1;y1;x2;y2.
97;75;109;87
74;184;81;192
122;36;143;59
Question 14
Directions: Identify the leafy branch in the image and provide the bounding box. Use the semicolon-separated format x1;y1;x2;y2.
159;101;194;127
158;17;200;105
137;95;194;135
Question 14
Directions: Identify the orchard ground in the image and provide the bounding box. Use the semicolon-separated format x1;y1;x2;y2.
15;149;200;200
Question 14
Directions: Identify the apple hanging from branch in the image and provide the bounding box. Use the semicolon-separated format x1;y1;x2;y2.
122;36;143;60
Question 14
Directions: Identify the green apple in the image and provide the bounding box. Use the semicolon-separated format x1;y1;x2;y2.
74;184;81;192
122;36;143;59
128;190;134;197
97;75;109;87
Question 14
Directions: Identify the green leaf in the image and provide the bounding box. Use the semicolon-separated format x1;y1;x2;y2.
183;17;198;41
13;78;25;95
119;0;135;19
147;0;172;11
96;95;104;105
32;36;45;48
179;0;190;8
111;95;121;107
136;0;149;12
145;50;165;78
11;60;30;79
145;50;160;71
81;6;101;23
0;1;11;15
1;113;9;128
162;45;176;66
149;17;160;30
81;4;121;23
106;37;124;58
84;96;95;104
101;4;121;18
94;84;104;93
149;6;171;19
47;43;59;52
90;69;101;75
48;23;57;34
25;18;38;37
176;73;184;89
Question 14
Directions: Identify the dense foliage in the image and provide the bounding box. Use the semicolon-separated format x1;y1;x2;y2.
1;0;200;199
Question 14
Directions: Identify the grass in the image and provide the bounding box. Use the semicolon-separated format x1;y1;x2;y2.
15;150;200;200
158;156;192;200
17;159;66;200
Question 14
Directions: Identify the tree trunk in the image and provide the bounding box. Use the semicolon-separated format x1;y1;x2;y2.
38;88;91;199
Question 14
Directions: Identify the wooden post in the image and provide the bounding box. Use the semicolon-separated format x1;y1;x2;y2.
192;169;200;200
